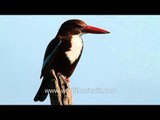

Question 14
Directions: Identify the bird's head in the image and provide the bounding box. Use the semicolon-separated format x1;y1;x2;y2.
57;19;110;36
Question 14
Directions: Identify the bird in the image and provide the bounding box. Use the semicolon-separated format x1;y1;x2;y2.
34;19;110;102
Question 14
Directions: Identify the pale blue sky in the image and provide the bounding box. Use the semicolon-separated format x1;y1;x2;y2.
0;15;160;105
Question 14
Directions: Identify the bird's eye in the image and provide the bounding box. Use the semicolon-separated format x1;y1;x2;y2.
76;24;82;28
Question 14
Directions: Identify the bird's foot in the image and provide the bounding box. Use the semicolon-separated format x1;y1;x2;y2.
66;78;70;83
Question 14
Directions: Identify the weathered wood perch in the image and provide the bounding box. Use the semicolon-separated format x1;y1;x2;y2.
48;70;72;105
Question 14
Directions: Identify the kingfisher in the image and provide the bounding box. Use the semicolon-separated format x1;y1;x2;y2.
34;19;110;102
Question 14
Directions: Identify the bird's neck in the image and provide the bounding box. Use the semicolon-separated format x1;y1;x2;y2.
65;34;83;64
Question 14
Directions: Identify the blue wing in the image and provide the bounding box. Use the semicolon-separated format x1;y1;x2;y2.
40;39;62;78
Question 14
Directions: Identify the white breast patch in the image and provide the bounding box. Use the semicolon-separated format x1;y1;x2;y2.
65;35;83;64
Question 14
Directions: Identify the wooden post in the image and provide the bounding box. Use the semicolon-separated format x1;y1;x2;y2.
49;70;72;105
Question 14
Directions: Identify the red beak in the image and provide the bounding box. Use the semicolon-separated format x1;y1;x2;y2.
82;25;110;34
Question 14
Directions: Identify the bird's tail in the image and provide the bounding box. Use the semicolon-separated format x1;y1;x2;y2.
34;77;49;102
